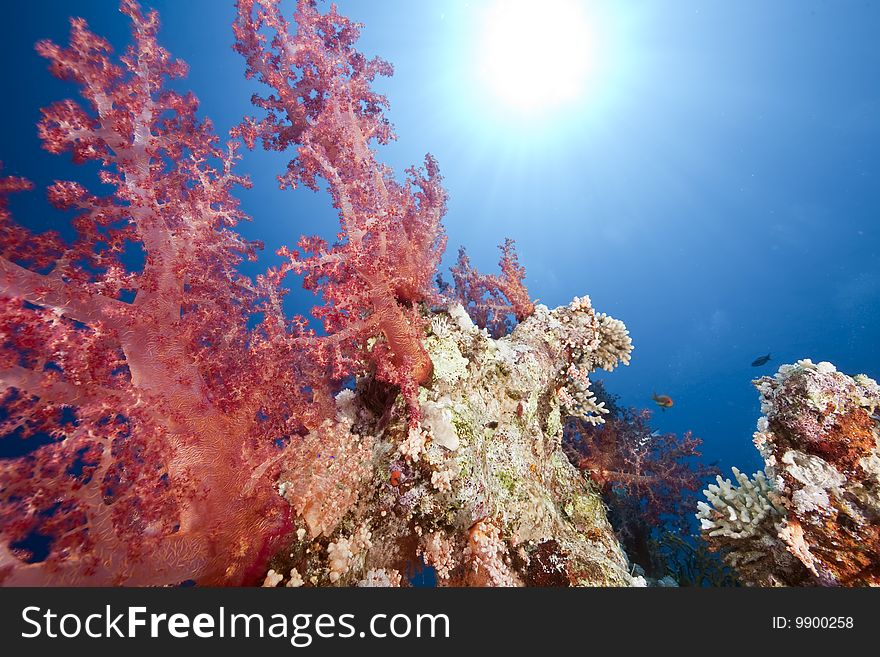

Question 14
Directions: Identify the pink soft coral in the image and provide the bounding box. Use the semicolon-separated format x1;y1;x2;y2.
0;1;315;585
233;0;448;422
450;238;535;338
0;0;538;587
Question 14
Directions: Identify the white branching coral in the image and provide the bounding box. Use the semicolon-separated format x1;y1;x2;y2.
558;363;608;425
464;520;522;587
398;425;429;462
543;295;633;426
697;468;785;539
430;316;451;339
557;297;602;357
593;313;632;370
357;568;402;587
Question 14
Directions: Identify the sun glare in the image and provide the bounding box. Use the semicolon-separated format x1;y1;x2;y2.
479;0;595;114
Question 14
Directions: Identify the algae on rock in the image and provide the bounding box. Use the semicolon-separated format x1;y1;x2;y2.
269;298;636;587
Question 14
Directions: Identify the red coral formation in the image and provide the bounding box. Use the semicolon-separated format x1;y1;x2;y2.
233;0;448;420
0;1;323;585
563;395;718;576
450;238;535;338
565;408;715;526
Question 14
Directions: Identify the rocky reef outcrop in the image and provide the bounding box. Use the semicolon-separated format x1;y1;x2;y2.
698;360;880;586
264;298;636;587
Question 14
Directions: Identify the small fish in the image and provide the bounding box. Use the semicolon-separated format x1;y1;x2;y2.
751;353;772;367
652;392;674;411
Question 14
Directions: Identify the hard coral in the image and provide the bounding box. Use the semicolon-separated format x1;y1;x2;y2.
698;360;880;586
267;300;636;587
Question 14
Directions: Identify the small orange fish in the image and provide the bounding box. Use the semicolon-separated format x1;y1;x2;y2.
652;392;674;410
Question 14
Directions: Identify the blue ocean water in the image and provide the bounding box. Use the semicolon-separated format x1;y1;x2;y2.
1;0;878;483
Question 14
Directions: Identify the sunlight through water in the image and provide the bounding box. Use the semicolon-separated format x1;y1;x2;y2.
478;0;596;114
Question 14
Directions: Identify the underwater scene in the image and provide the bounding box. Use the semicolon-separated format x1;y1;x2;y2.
0;0;878;587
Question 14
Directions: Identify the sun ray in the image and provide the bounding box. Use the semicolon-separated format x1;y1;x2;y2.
478;0;595;114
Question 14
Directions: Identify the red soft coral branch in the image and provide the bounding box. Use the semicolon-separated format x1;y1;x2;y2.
564;407;718;525
0;2;318;586
450;238;535;338
233;0;447;418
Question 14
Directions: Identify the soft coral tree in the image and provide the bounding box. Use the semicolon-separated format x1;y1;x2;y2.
565;408;715;525
563;385;718;573
450;238;535;338
0;1;325;585
233;0;448;422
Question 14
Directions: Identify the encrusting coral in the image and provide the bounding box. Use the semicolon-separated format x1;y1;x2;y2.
698;360;880;586
265;298;637;587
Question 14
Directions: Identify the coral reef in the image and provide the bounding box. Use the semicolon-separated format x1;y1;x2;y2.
0;0;643;586
699;468;783;541
264;299;637;587
698;360;880;586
